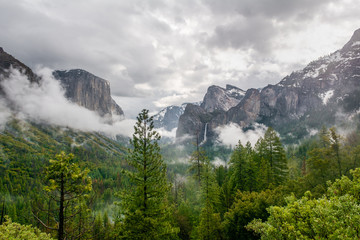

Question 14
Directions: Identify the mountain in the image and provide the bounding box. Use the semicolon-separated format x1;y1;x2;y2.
201;84;246;112
0;47;40;95
0;47;124;119
153;104;187;131
53;69;124;118
176;85;246;143
177;28;360;143
153;102;202;131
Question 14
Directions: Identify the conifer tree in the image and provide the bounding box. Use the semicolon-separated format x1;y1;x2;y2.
330;127;342;177
254;127;287;187
228;141;255;192
35;152;92;240
118;109;178;240
189;134;207;183
195;160;222;240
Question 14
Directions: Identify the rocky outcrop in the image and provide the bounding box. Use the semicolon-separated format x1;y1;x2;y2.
0;47;40;94
201;85;245;112
176;28;360;143
176;104;211;141
227;88;261;126
53;69;124;117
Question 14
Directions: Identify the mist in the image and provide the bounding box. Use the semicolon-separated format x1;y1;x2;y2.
215;123;267;147
0;68;135;138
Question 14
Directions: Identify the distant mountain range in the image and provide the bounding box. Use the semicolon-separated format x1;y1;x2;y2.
171;28;360;143
2;28;360;144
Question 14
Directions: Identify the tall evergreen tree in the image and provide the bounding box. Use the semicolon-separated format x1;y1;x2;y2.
34;152;92;240
118;109;178;240
254;127;287;187
330;127;342;177
188;135;207;183
194;160;222;240
228;141;255;192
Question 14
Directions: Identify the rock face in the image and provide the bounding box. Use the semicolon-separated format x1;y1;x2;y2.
0;47;40;94
201;85;245;112
53;69;124;117
176;104;210;141
153;102;202;131
176;28;360;143
227;88;261;126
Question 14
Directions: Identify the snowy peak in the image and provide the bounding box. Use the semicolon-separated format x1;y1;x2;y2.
225;84;246;99
342;28;360;52
279;28;360;91
153;103;188;131
177;28;360;144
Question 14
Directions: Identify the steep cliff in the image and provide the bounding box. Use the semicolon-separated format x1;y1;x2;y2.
201;85;245;112
53;69;124;117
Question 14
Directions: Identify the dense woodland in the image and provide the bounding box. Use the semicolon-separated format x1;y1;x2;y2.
1;109;360;239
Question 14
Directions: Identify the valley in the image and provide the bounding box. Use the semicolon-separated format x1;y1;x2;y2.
1;25;360;240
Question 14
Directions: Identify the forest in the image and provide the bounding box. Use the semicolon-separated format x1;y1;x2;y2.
1;109;360;240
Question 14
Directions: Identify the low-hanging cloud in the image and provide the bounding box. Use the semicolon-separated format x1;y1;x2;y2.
0;98;11;129
155;127;177;140
215;122;267;147
0;68;135;137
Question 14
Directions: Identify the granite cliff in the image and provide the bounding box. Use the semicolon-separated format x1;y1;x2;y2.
53;69;124;118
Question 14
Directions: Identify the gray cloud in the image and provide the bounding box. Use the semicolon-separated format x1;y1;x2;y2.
203;0;342;52
0;0;359;115
207;16;277;53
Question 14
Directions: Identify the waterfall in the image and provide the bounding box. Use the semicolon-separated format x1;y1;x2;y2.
201;123;208;145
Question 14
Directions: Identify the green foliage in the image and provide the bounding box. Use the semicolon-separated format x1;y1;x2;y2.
228;141;256;192
255;127;288;187
248;168;360;239
38;151;92;240
44;152;92;196
188;142;207;183
304;127;354;196
0;119;126;228
223;188;285;240
193;161;222;240
117;109;178;239
0;217;53;240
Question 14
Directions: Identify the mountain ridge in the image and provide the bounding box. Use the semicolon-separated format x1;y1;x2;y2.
176;28;360;143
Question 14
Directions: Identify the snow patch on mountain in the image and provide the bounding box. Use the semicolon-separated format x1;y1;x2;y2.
319;90;334;105
352;41;360;47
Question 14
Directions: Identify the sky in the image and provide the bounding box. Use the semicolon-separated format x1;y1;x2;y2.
1;0;360;118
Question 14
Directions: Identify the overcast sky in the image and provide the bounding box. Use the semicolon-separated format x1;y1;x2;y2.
1;0;359;118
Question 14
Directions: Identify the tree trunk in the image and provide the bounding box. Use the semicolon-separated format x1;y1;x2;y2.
59;173;65;240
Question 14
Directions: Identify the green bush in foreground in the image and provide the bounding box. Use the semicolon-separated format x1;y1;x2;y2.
0;217;54;240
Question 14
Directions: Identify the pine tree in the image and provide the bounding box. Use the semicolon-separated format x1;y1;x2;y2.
188;135;207;183
118;109;178;240
330;127;342;177
228;141;255;192
254;127;287;187
34;152;92;240
194;160;222;240
228;141;246;191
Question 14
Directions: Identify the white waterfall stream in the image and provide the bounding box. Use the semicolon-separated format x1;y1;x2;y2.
201;123;208;145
